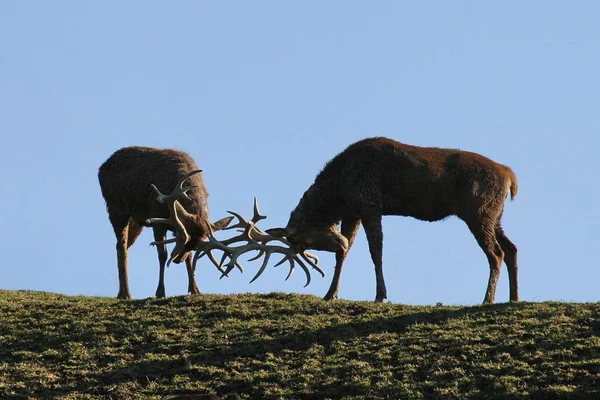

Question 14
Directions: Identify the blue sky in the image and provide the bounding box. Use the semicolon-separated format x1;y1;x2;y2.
1;2;598;305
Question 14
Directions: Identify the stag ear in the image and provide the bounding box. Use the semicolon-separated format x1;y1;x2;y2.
265;228;289;238
211;216;234;232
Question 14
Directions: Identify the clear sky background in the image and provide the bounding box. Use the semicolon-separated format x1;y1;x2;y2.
1;2;598;305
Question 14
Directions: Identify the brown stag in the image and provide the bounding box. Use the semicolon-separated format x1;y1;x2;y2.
266;137;519;304
98;146;232;299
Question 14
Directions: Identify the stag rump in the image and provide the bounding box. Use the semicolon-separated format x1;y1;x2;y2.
267;137;519;304
98;146;232;299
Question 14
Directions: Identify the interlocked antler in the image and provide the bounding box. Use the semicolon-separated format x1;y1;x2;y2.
146;170;202;265
193;198;325;287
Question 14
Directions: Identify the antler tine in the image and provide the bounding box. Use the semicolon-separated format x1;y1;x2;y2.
298;251;325;277
193;228;247;277
270;252;297;279
257;244;325;287
176;169;203;189
149;237;178;247
249;246;295;283
193;248;226;275
293;255;316;287
248;251;274;284
219;252;242;278
217;242;266;279
146;203;190;267
223;210;251;231
268;252;317;288
222;198;266;234
251;197;267;224
246;249;266;262
150;169;202;204
220;240;298;281
302;251;320;266
220;263;237;279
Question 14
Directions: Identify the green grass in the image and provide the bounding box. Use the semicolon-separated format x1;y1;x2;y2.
1;290;600;399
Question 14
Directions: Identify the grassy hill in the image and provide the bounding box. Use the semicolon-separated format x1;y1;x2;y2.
1;290;599;399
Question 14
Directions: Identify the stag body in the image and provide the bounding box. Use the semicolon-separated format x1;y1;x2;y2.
98;146;230;299
268;137;518;304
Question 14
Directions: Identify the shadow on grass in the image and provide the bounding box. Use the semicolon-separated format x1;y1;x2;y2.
5;299;600;399
93;302;545;400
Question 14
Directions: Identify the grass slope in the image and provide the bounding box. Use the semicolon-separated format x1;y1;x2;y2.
1;290;599;399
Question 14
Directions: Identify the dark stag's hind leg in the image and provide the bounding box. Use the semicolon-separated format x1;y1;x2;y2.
109;213;133;300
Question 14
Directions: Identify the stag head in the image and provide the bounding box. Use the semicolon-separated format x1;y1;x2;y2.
266;225;349;253
146;170;233;265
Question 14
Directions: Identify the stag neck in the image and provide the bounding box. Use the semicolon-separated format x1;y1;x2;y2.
288;184;343;232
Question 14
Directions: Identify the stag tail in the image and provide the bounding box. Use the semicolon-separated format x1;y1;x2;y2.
510;178;518;200
504;166;518;201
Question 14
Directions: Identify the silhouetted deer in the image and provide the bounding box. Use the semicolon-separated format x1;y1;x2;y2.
267;137;518;304
98;146;232;299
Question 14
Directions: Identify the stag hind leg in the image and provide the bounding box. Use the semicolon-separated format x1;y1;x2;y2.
496;222;519;302
465;213;505;304
152;226;169;298
324;216;361;301
109;213;134;300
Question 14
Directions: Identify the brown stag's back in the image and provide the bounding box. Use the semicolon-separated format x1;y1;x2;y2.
99;146;210;226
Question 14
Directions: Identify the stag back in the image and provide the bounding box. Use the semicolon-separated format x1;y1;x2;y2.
99;147;210;228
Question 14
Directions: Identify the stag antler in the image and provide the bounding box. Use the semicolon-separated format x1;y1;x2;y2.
146;170;202;265
192;198;325;287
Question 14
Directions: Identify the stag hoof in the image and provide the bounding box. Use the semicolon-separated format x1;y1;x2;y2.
117;291;132;300
323;292;338;301
188;284;200;295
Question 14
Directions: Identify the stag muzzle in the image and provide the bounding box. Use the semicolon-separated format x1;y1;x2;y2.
266;227;349;253
303;232;349;253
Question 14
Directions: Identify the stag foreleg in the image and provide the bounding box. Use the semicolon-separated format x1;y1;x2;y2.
185;256;200;295
153;227;169;298
361;213;387;302
324;216;361;301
